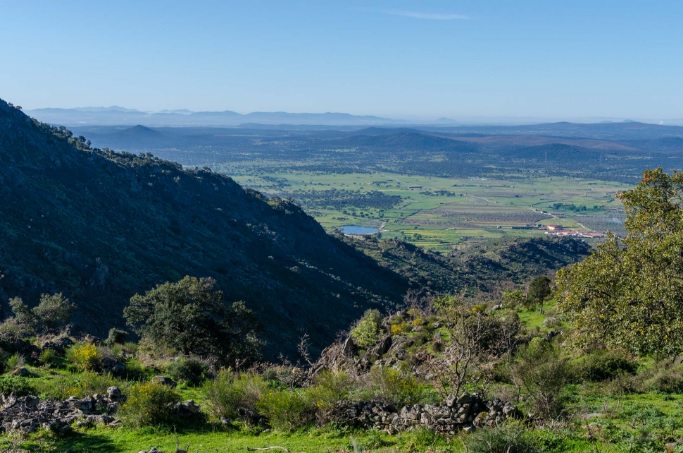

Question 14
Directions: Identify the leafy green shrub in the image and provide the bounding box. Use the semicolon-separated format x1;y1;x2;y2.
257;389;315;431
66;342;101;371
361;366;424;406
39;348;61;368
350;309;382;349
8;297;36;333
204;370;267;421
5;353;25;371
464;311;521;356
307;370;355;424
0;376;36;396
575;349;638;382
464;421;541;453
640;361;683;393
166;357;209;386
119;381;181;427
122;357;148;381
510;338;572;419
124;277;262;366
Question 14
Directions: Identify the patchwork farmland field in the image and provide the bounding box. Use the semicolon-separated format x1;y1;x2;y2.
224;167;629;253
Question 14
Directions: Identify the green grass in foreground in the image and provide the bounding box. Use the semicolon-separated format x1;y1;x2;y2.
7;424;602;453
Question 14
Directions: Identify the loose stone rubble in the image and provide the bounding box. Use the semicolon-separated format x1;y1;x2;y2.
0;387;123;434
0;386;201;435
329;392;521;434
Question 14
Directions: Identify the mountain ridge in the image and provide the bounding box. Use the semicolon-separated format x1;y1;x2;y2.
0;99;409;358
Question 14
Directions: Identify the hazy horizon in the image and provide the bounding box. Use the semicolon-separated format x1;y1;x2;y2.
23;104;682;126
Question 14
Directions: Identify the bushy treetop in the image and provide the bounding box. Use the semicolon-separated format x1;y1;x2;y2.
557;168;683;357
124;276;262;365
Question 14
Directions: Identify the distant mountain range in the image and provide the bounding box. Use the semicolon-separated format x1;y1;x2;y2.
26;106;403;127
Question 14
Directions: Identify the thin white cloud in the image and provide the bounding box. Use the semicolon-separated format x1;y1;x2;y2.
388;10;470;21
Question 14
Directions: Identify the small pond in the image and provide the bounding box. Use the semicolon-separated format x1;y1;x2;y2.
340;225;379;235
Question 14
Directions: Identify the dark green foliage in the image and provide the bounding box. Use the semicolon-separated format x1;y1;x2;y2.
284;188;401;210
6;293;74;334
345;235;590;296
527;276;551;310
165;357;210;386
39;348;61;368
463;310;521;356
8;298;35;332
575;349;638;382
124;276;262;366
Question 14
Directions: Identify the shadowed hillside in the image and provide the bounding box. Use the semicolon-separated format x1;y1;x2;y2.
343;235;591;296
0;99;409;358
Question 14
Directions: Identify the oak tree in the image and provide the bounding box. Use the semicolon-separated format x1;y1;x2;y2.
556;168;683;357
124;276;262;365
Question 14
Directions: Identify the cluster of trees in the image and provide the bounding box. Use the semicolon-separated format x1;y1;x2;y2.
2;276;262;367
3;293;75;336
550;202;600;212
287;188;401;210
502;276;552;312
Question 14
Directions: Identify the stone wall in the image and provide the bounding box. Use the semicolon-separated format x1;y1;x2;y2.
330;392;521;435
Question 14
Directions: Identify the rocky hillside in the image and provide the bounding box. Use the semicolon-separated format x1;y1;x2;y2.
0;99;408;358
343;235;591;296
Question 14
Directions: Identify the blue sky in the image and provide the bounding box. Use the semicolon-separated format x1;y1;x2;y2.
2;1;682;121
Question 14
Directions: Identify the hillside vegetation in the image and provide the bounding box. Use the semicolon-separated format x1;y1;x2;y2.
343;235;591;296
0;99;408;358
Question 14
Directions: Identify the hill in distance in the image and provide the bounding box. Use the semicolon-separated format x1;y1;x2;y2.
0;99;409;358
